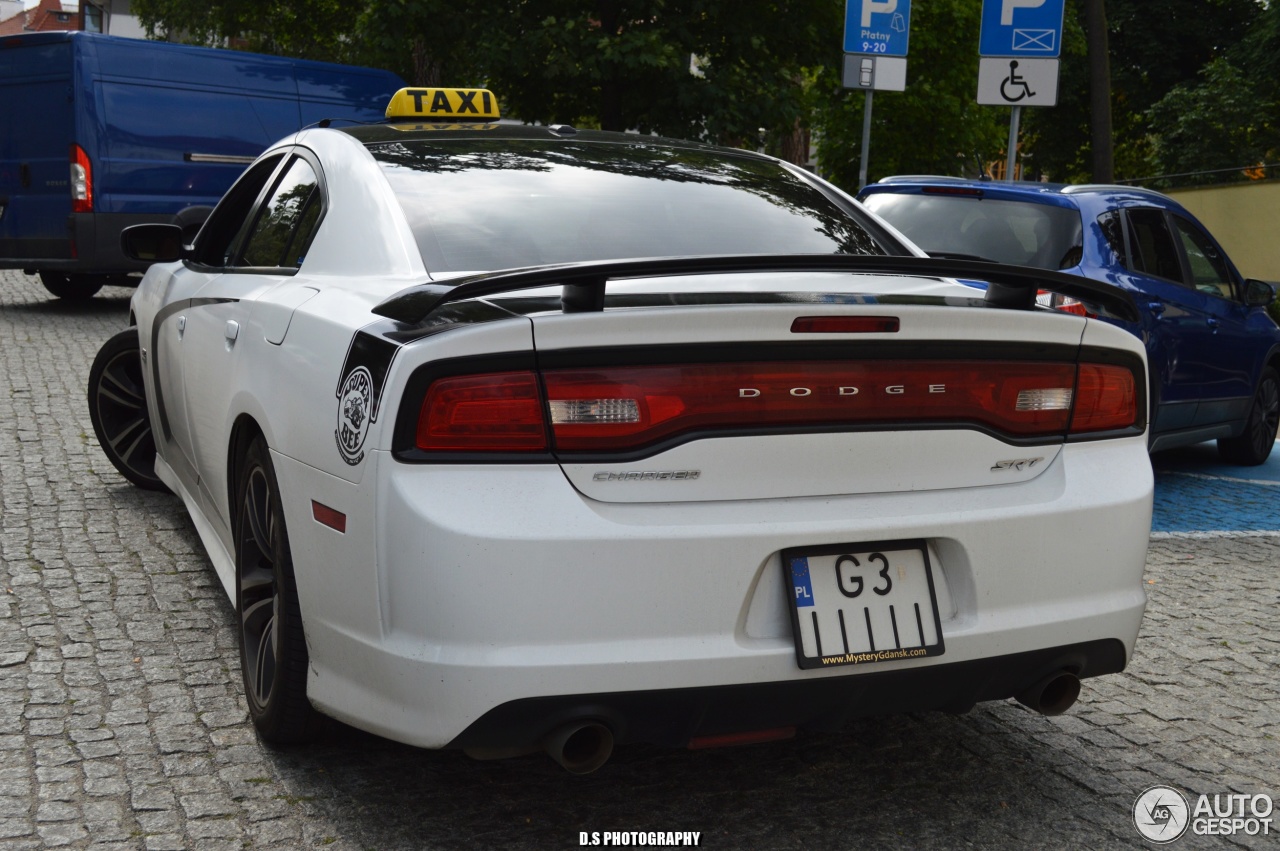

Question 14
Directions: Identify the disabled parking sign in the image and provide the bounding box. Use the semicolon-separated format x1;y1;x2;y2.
979;0;1065;57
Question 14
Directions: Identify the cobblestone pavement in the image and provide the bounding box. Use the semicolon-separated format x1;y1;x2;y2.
1;268;1277;850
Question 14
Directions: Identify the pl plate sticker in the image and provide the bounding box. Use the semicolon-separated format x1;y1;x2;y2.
335;366;374;465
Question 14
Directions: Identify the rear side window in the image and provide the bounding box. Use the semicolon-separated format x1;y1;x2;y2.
1124;209;1183;283
240;157;323;269
190;154;286;267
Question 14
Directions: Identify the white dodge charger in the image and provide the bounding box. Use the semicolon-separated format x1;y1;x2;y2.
88;88;1152;773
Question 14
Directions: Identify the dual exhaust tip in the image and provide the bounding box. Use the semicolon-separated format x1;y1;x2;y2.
494;671;1081;774
1016;670;1082;716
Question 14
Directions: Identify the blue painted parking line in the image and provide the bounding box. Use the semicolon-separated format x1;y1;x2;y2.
1150;441;1280;537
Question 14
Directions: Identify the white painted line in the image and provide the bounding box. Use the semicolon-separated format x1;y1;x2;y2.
1150;530;1280;540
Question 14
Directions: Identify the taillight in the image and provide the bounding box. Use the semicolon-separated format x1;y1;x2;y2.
414;360;1138;455
1071;364;1137;432
416;371;547;451
543;361;1079;452
71;144;92;213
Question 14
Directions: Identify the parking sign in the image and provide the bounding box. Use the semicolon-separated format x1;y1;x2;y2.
844;0;912;57
979;0;1065;58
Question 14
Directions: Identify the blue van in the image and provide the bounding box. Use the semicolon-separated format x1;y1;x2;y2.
0;31;404;299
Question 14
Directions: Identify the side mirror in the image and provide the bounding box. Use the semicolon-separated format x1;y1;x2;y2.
121;223;185;263
1243;278;1277;308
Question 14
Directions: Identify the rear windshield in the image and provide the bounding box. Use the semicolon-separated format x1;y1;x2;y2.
369;139;887;273
861;192;1084;270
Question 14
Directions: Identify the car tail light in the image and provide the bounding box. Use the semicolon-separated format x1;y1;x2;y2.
543;361;1081;452
414;360;1138;455
71;144;93;213
416;371;548;451
1071;364;1137;432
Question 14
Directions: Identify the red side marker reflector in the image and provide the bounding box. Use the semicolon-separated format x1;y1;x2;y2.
311;500;347;533
687;727;796;750
791;316;900;334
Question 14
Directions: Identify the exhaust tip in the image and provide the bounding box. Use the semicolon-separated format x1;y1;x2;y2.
1017;671;1081;716
544;722;614;774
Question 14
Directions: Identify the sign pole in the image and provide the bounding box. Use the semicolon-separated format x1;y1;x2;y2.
859;89;874;190
1005;104;1021;181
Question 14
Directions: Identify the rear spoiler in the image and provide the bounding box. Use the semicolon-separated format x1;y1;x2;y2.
370;255;1140;325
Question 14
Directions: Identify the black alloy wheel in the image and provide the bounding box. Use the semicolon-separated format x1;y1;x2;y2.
1218;367;1280;466
87;328;170;491
235;435;318;744
39;271;104;300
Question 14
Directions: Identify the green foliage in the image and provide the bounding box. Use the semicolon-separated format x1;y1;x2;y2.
1024;0;1266;182
131;0;1277;189
812;0;1007;190
1146;59;1277;184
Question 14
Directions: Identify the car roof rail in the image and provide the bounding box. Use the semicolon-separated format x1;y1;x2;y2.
1061;184;1173;200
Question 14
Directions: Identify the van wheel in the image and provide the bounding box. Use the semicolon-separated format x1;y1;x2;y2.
236;435;319;745
39;271;104;300
1218;367;1280;466
87;329;169;492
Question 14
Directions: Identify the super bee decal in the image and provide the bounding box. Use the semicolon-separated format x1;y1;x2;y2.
335;330;400;466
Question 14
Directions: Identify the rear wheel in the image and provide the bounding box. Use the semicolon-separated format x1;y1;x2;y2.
87;329;169;491
236;435;318;745
38;271;104;300
1218;367;1280;466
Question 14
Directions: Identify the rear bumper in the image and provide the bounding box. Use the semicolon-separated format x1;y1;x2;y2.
0;212;158;275
446;639;1128;749
280;435;1153;750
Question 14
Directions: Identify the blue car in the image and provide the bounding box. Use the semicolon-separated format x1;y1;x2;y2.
859;177;1280;465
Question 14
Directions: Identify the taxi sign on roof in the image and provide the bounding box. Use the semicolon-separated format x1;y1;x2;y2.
385;87;500;121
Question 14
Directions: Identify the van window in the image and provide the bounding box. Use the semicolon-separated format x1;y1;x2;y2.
240;157;323;269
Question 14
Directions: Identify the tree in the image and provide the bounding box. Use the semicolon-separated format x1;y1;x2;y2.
1024;0;1263;182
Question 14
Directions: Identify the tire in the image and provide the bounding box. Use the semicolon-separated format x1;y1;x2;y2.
235;435;319;745
1218;367;1280;466
87;329;170;492
39;271;104;300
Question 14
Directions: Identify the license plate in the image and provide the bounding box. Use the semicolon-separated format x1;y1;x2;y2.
782;540;944;669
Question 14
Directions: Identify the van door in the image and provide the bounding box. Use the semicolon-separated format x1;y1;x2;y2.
0;38;75;262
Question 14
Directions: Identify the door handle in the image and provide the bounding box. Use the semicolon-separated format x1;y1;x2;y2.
224;320;240;344
177;315;186;338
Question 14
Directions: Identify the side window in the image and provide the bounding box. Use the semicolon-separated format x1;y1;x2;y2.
239;157;323;269
189;154;286;268
1124;208;1184;284
1172;215;1235;299
1097;211;1128;268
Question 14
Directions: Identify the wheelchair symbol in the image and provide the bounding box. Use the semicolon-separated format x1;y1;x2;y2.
1000;60;1036;102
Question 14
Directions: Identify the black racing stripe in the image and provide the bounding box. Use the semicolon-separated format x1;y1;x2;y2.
336;329;402;425
149;298;238;443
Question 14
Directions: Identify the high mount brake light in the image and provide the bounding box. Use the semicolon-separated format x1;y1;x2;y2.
71;144;92;213
921;186;984;197
414;360;1139;454
790;316;900;334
